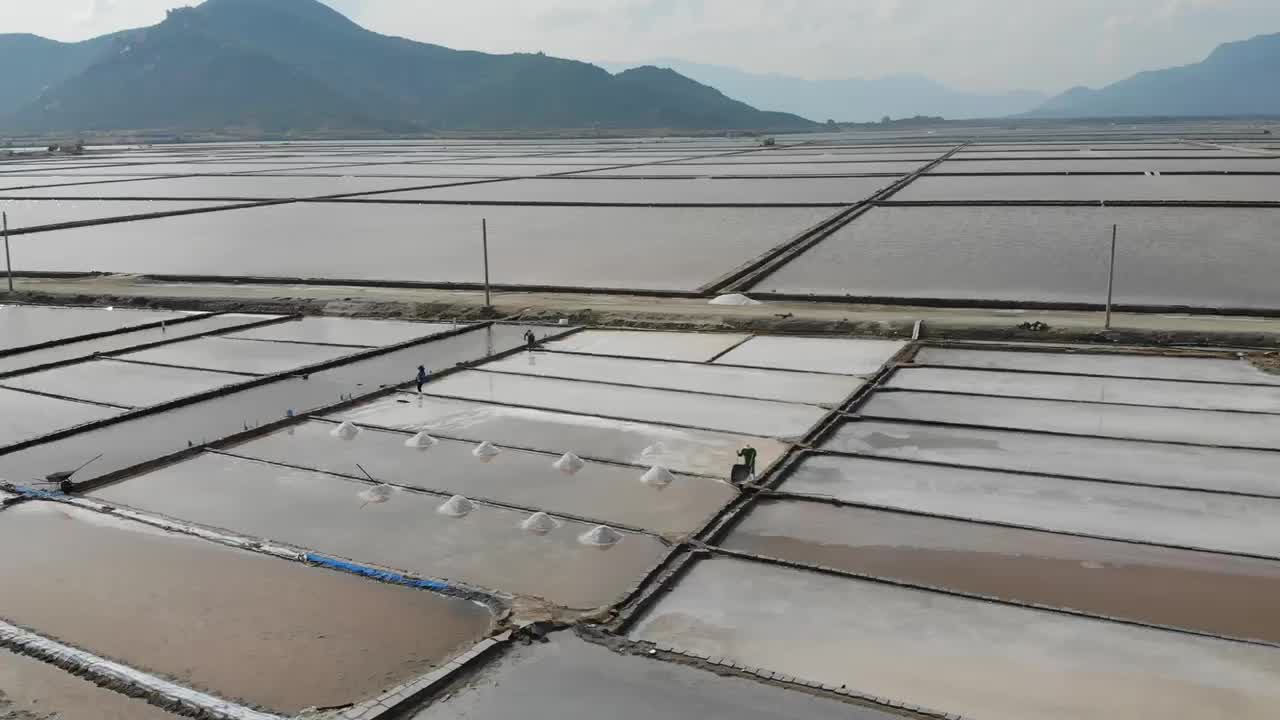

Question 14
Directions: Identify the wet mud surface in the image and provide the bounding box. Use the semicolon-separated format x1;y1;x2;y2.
0;647;179;720
0;502;492;714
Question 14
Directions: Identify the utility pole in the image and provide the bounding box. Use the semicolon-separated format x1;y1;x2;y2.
1105;224;1117;330
481;218;492;309
3;212;12;293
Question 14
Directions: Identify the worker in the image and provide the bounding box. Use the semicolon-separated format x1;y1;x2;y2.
416;365;429;393
524;329;537;351
737;444;758;478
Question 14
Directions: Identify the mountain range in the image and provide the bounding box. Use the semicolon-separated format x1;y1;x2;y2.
599;59;1047;122
1029;32;1280;118
0;0;816;135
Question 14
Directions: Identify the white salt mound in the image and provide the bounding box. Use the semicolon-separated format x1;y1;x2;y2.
330;421;361;440
405;432;438;450
521;512;561;534
709;293;763;306
641;466;675;488
437;495;476;518
553;452;586;475
579;525;623;547
472;441;501;462
358;484;395;505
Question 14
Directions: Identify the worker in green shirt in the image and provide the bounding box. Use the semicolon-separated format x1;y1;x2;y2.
737;445;758;478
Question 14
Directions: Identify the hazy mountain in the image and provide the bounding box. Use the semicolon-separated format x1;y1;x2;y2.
1030;32;1280;118
0;33;122;116
599;59;1046;122
1;0;816;134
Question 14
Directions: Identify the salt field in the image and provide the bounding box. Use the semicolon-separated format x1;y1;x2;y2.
118;335;361;374
824;419;1280;496
723;501;1280;641
862;390;1280;449
754;206;1280;308
0;386;119;447
424;370;827;437
408;631;887;720
0;502;493;714
1;358;246;408
337;394;788;478
779;455;1280;556
543;329;749;362
0;304;192;352
4;127;1280;718
913;346;1280;384
0;647;180;720
630;556;1280;720
223;420;735;536
3;133;1277;309
482;352;864;404
885;366;1280;413
90;452;670;609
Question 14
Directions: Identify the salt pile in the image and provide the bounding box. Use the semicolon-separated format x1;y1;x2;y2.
579;525;623;547
437;495;476;518
405;432;438;450
521;512;561;534
641;466;675;488
553;453;586;475
709;294;763;306
358;484;395;505
473;441;501;462
330;421;361;440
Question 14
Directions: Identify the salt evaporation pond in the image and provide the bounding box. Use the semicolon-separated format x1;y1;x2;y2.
90;452;670;608
544;330;749;362
0;305;191;352
0;387;119;447
0;647;181;720
0;502;493;714
824;419;1280;497
724;500;1280;642
630;556;1280;720
226;316;455;347
119;336;358;375
357;176;898;205
334;394;786;478
226;420;735;535
754;206;1280;309
19;203;833;292
862;391;1280;450
886;367;1280;413
1;359;246;408
482;352;863;405
896;174;1280;202
912;347;1280;385
425;371;826;438
714;336;906;375
781;455;1280;557
408;631;885;720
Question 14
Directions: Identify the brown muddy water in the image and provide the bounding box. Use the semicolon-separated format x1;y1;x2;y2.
0;502;492;714
724;501;1280;643
0;647;179;720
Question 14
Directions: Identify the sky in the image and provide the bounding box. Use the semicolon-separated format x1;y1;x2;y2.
4;0;1280;93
